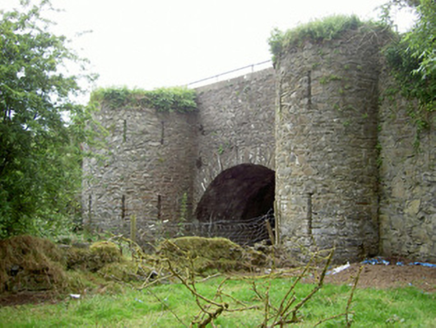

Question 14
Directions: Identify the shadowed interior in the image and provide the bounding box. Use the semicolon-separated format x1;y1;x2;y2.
195;164;275;240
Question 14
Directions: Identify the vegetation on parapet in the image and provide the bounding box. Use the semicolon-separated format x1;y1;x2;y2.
91;86;198;113
269;1;435;146
268;15;380;65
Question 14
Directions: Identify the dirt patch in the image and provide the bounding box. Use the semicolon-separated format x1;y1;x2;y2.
0;291;62;307
301;262;436;293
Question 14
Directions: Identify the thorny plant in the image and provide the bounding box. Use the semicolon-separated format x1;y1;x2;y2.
253;249;361;327
106;235;363;327
165;243;260;328
159;241;362;327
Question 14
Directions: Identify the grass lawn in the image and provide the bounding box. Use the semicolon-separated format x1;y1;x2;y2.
0;276;435;327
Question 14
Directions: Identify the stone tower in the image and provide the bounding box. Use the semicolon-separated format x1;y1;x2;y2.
274;28;388;261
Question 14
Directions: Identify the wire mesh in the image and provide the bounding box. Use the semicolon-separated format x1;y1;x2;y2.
141;210;275;246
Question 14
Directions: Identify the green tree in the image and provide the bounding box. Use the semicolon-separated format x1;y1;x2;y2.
381;0;435;148
383;0;436;110
0;0;96;238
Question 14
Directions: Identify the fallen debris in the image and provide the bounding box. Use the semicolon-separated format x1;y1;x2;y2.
327;262;350;275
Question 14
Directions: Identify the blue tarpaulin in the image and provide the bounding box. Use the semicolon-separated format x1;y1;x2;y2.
362;257;436;268
411;262;436;268
362;257;389;265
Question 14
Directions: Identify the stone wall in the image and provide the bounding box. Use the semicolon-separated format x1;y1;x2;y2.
82;68;276;241
193;68;276;206
82;103;197;241
378;69;436;262
83;29;435;262
274;29;387;262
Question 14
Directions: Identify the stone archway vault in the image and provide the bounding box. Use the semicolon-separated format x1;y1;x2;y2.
195;163;275;245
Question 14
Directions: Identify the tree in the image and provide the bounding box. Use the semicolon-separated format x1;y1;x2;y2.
0;0;96;238
403;0;436;79
383;0;436;110
381;0;436;148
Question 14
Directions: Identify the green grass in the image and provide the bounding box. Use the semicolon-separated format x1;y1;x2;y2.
0;278;435;327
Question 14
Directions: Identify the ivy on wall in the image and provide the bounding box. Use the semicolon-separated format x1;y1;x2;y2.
91;86;197;113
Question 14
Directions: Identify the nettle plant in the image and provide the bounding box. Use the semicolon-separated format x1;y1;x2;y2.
91;86;197;113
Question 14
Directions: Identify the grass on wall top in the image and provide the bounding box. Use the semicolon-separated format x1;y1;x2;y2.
91;86;197;113
268;15;385;65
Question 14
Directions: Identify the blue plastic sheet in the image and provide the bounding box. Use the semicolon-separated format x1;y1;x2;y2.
362;257;389;265
362;257;436;268
411;262;436;268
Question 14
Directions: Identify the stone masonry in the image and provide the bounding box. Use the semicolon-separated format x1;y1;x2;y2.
378;66;436;262
274;29;388;262
83;29;435;262
193;69;276;205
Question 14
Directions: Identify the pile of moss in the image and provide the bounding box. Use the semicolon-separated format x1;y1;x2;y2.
0;235;68;293
0;236;149;294
0;235;275;294
65;241;122;272
156;236;267;275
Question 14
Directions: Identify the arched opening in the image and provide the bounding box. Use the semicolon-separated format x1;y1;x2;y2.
195;163;275;245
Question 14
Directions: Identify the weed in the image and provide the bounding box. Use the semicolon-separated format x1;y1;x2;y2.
268;15;379;65
320;74;342;84
91;87;197;113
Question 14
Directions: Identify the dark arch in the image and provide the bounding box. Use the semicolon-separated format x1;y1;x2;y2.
195;163;275;245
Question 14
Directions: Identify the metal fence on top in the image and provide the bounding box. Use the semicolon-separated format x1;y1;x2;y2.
186;60;272;88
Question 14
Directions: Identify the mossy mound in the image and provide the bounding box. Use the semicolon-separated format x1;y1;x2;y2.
0;236;145;295
156;236;267;274
0;235;69;293
65;241;122;272
0;235;273;295
97;261;156;283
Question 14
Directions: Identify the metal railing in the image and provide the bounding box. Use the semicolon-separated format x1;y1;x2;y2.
187;60;272;88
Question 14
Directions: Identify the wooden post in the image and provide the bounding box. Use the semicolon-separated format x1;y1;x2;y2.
265;219;275;245
130;215;136;243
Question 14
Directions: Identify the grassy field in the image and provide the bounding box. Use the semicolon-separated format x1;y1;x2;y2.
0;276;435;327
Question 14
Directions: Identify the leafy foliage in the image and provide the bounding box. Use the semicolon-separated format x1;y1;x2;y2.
382;0;436;145
383;0;436;107
0;1;97;238
91;86;197;113
268;15;372;65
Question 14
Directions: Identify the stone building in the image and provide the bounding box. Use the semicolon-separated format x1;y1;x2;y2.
83;27;435;262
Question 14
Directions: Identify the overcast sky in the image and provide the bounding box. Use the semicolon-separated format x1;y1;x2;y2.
2;0;415;95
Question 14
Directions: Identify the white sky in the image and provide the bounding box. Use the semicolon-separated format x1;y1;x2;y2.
1;0;415;95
